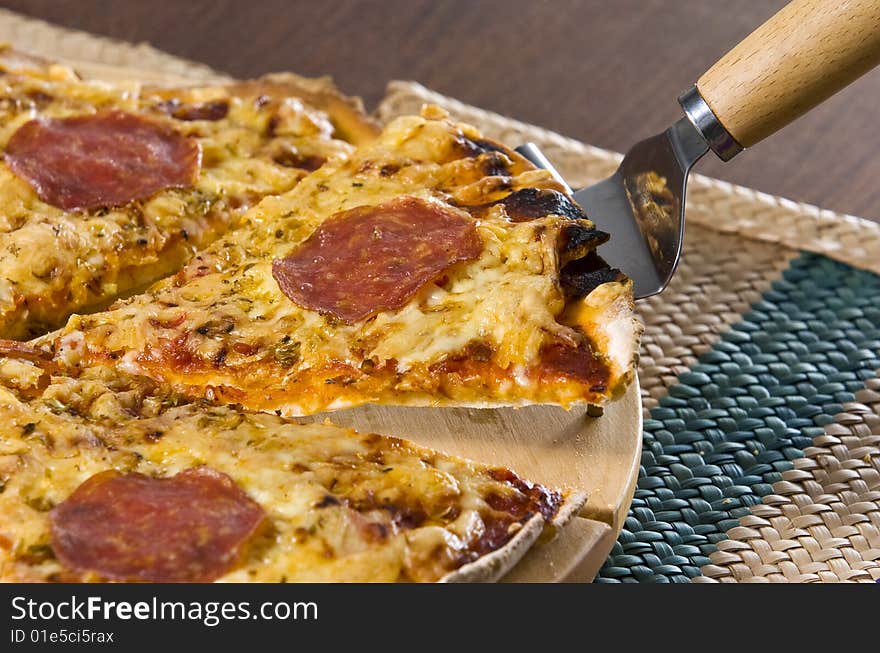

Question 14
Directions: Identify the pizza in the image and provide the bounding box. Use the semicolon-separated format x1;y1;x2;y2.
0;46;376;339
0;341;584;583
0;48;641;582
50;105;640;416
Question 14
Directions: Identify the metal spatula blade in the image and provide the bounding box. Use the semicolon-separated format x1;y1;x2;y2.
517;116;708;299
514;0;880;301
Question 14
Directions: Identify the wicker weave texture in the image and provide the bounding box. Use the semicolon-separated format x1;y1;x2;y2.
602;253;880;582
637;225;795;413
698;378;880;583
0;8;219;80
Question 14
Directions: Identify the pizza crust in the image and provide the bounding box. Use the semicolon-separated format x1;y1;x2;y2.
221;72;380;146
439;489;588;583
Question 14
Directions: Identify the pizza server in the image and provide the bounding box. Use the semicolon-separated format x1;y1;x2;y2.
517;0;880;299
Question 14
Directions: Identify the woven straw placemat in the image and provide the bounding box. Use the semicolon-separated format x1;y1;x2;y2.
3;9;879;583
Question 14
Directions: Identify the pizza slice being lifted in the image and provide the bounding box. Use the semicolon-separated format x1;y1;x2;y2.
0;46;376;339
0;342;583;583
50;105;641;416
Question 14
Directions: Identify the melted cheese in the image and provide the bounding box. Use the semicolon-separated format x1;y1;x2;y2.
52;109;639;415
0;61;362;339
0;363;560;583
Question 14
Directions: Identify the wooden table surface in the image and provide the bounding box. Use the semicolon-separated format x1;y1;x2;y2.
4;0;880;223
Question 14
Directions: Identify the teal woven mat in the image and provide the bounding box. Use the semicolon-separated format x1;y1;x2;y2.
597;253;880;583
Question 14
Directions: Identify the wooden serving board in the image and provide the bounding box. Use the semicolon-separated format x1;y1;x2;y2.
11;48;644;581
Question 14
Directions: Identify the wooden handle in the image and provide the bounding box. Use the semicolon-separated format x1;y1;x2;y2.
697;0;880;148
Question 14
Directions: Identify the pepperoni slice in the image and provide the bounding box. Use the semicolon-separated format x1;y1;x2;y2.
49;467;265;582
272;197;483;322
4;110;200;211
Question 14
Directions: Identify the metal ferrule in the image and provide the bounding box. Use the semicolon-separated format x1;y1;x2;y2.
678;85;743;162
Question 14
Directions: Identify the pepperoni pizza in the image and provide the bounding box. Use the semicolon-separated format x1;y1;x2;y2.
0;342;583;582
51;106;640;416
0;47;376;339
0;53;641;582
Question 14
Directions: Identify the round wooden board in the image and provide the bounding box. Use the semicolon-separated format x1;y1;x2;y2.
60;58;643;583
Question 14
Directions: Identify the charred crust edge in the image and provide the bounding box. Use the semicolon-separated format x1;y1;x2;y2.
560;252;627;299
501;188;591;222
558;222;611;266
